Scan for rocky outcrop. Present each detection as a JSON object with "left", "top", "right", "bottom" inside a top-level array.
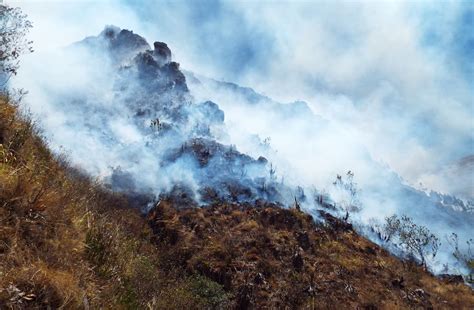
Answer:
[
  {"left": 74, "top": 26, "right": 295, "bottom": 206},
  {"left": 78, "top": 25, "right": 150, "bottom": 63},
  {"left": 152, "top": 41, "right": 172, "bottom": 65}
]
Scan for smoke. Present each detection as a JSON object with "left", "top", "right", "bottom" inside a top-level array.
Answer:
[
  {"left": 8, "top": 0, "right": 474, "bottom": 274},
  {"left": 188, "top": 1, "right": 472, "bottom": 200},
  {"left": 186, "top": 72, "right": 473, "bottom": 273},
  {"left": 107, "top": 0, "right": 472, "bottom": 201}
]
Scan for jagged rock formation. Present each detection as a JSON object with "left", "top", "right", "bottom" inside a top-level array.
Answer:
[
  {"left": 78, "top": 26, "right": 150, "bottom": 62},
  {"left": 163, "top": 137, "right": 287, "bottom": 204},
  {"left": 74, "top": 26, "right": 291, "bottom": 206}
]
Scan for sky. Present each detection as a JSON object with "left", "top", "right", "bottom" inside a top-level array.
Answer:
[{"left": 8, "top": 0, "right": 474, "bottom": 200}]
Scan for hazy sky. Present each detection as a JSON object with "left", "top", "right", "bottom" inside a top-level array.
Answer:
[{"left": 9, "top": 0, "right": 474, "bottom": 198}]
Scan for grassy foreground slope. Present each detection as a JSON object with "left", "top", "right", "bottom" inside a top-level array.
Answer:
[
  {"left": 0, "top": 96, "right": 230, "bottom": 309},
  {"left": 0, "top": 95, "right": 473, "bottom": 309}
]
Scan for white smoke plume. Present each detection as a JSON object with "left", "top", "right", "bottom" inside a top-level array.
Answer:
[{"left": 8, "top": 0, "right": 474, "bottom": 274}]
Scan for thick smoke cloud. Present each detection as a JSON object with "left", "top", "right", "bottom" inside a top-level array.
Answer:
[
  {"left": 103, "top": 0, "right": 473, "bottom": 201},
  {"left": 8, "top": 0, "right": 474, "bottom": 273}
]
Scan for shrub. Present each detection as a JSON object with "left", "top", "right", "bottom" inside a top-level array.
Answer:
[
  {"left": 187, "top": 275, "right": 232, "bottom": 308},
  {"left": 383, "top": 215, "right": 440, "bottom": 267},
  {"left": 332, "top": 170, "right": 362, "bottom": 221},
  {"left": 446, "top": 232, "right": 473, "bottom": 280},
  {"left": 0, "top": 4, "right": 33, "bottom": 88}
]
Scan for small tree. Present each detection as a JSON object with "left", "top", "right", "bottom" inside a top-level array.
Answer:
[
  {"left": 382, "top": 214, "right": 401, "bottom": 242},
  {"left": 446, "top": 232, "right": 473, "bottom": 279},
  {"left": 262, "top": 137, "right": 271, "bottom": 149},
  {"left": 0, "top": 4, "right": 33, "bottom": 89},
  {"left": 269, "top": 163, "right": 277, "bottom": 181},
  {"left": 332, "top": 170, "right": 361, "bottom": 221},
  {"left": 383, "top": 215, "right": 440, "bottom": 267}
]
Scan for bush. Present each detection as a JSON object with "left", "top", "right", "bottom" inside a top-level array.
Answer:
[
  {"left": 383, "top": 215, "right": 440, "bottom": 267},
  {"left": 187, "top": 275, "right": 232, "bottom": 308},
  {"left": 446, "top": 232, "right": 473, "bottom": 280},
  {"left": 332, "top": 171, "right": 362, "bottom": 221},
  {"left": 0, "top": 4, "right": 33, "bottom": 88}
]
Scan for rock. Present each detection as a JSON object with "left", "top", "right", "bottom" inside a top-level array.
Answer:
[
  {"left": 412, "top": 288, "right": 428, "bottom": 298},
  {"left": 194, "top": 100, "right": 225, "bottom": 124},
  {"left": 134, "top": 52, "right": 160, "bottom": 77},
  {"left": 80, "top": 26, "right": 151, "bottom": 63},
  {"left": 161, "top": 61, "right": 188, "bottom": 92},
  {"left": 110, "top": 29, "right": 150, "bottom": 59},
  {"left": 153, "top": 41, "right": 172, "bottom": 65},
  {"left": 364, "top": 246, "right": 377, "bottom": 256},
  {"left": 101, "top": 25, "right": 120, "bottom": 39},
  {"left": 257, "top": 156, "right": 268, "bottom": 164}
]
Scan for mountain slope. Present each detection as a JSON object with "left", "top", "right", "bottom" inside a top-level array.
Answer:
[
  {"left": 0, "top": 95, "right": 230, "bottom": 309},
  {"left": 147, "top": 200, "right": 474, "bottom": 309},
  {"left": 184, "top": 65, "right": 474, "bottom": 274},
  {"left": 1, "top": 95, "right": 473, "bottom": 309}
]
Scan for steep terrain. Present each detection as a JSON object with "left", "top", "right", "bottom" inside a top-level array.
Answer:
[
  {"left": 0, "top": 95, "right": 230, "bottom": 309},
  {"left": 1, "top": 95, "right": 473, "bottom": 309},
  {"left": 148, "top": 201, "right": 474, "bottom": 309},
  {"left": 59, "top": 26, "right": 293, "bottom": 207}
]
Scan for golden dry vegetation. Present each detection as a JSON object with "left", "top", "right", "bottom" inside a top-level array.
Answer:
[
  {"left": 0, "top": 96, "right": 229, "bottom": 309},
  {"left": 148, "top": 200, "right": 474, "bottom": 309}
]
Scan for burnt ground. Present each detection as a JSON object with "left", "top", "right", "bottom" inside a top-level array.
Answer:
[{"left": 148, "top": 200, "right": 474, "bottom": 309}]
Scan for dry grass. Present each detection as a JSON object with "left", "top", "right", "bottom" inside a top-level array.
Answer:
[
  {"left": 0, "top": 95, "right": 229, "bottom": 309},
  {"left": 148, "top": 200, "right": 474, "bottom": 309}
]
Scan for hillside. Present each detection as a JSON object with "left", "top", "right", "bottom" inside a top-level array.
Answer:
[
  {"left": 1, "top": 95, "right": 473, "bottom": 309},
  {"left": 0, "top": 95, "right": 230, "bottom": 309},
  {"left": 15, "top": 25, "right": 472, "bottom": 274}
]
